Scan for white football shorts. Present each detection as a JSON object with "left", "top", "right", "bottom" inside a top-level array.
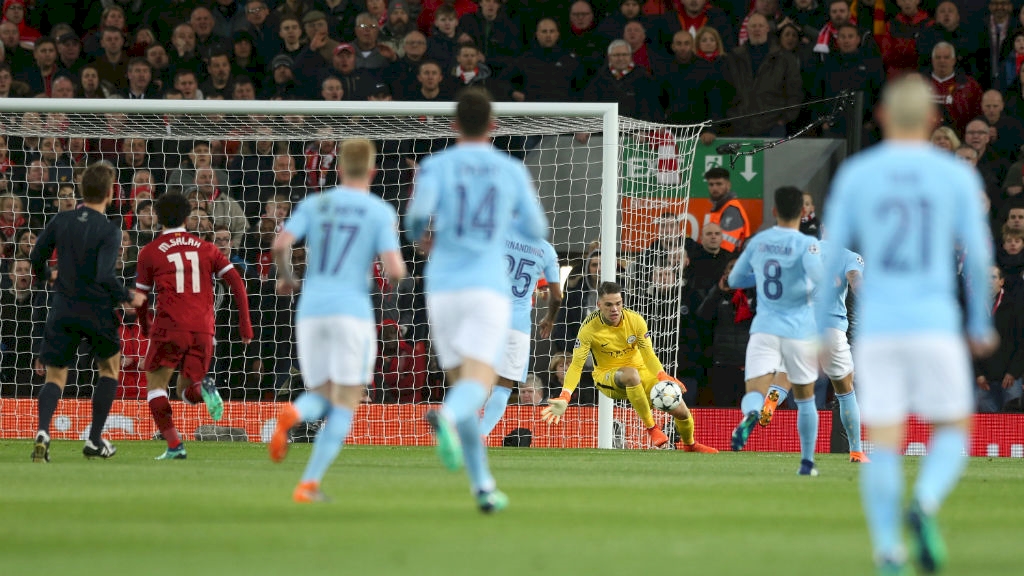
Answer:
[
  {"left": 427, "top": 289, "right": 511, "bottom": 370},
  {"left": 745, "top": 332, "right": 818, "bottom": 385},
  {"left": 821, "top": 327, "right": 854, "bottom": 381},
  {"left": 854, "top": 334, "right": 973, "bottom": 426},
  {"left": 497, "top": 328, "right": 530, "bottom": 383},
  {"left": 297, "top": 315, "right": 377, "bottom": 388}
]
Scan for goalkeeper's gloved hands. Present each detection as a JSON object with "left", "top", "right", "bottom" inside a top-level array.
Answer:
[
  {"left": 540, "top": 390, "right": 572, "bottom": 425},
  {"left": 657, "top": 371, "right": 687, "bottom": 393}
]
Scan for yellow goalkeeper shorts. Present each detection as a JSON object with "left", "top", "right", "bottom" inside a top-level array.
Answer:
[{"left": 592, "top": 366, "right": 658, "bottom": 401}]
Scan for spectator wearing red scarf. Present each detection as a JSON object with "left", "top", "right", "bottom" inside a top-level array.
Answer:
[{"left": 652, "top": 0, "right": 736, "bottom": 54}]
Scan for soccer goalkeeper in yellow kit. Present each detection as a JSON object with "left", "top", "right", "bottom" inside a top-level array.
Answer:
[{"left": 541, "top": 281, "right": 717, "bottom": 452}]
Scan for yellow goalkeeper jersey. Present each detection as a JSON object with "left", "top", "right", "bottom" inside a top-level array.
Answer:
[{"left": 561, "top": 308, "right": 665, "bottom": 394}]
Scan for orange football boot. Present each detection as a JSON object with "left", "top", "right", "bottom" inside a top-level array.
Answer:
[
  {"left": 680, "top": 442, "right": 719, "bottom": 453},
  {"left": 269, "top": 403, "right": 299, "bottom": 463},
  {"left": 647, "top": 425, "right": 670, "bottom": 448},
  {"left": 849, "top": 451, "right": 871, "bottom": 463}
]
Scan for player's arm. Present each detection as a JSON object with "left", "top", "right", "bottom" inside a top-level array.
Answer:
[
  {"left": 845, "top": 251, "right": 864, "bottom": 294},
  {"left": 726, "top": 243, "right": 756, "bottom": 289},
  {"left": 28, "top": 220, "right": 56, "bottom": 284},
  {"left": 271, "top": 230, "right": 300, "bottom": 292},
  {"left": 634, "top": 313, "right": 683, "bottom": 389},
  {"left": 220, "top": 266, "right": 254, "bottom": 344},
  {"left": 378, "top": 206, "right": 408, "bottom": 284},
  {"left": 273, "top": 200, "right": 309, "bottom": 293},
  {"left": 514, "top": 164, "right": 549, "bottom": 241},
  {"left": 541, "top": 325, "right": 593, "bottom": 424},
  {"left": 538, "top": 245, "right": 562, "bottom": 338},
  {"left": 960, "top": 175, "right": 998, "bottom": 353},
  {"left": 134, "top": 248, "right": 152, "bottom": 336},
  {"left": 817, "top": 170, "right": 854, "bottom": 336},
  {"left": 802, "top": 238, "right": 825, "bottom": 293},
  {"left": 96, "top": 225, "right": 141, "bottom": 307},
  {"left": 405, "top": 161, "right": 439, "bottom": 243}
]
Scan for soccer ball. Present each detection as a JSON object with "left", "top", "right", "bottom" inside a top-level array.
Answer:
[{"left": 650, "top": 381, "right": 683, "bottom": 411}]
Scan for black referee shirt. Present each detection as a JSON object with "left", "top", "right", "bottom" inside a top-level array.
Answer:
[{"left": 29, "top": 207, "right": 131, "bottom": 307}]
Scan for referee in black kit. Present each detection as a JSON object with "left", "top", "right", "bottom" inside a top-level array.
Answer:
[{"left": 29, "top": 161, "right": 146, "bottom": 462}]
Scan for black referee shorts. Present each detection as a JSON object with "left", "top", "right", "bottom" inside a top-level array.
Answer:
[{"left": 40, "top": 298, "right": 121, "bottom": 368}]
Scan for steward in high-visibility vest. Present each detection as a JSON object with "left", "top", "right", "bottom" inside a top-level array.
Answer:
[{"left": 704, "top": 167, "right": 750, "bottom": 252}]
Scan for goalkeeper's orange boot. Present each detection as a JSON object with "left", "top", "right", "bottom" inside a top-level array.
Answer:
[
  {"left": 269, "top": 403, "right": 299, "bottom": 463},
  {"left": 646, "top": 425, "right": 669, "bottom": 448},
  {"left": 293, "top": 481, "right": 331, "bottom": 503},
  {"left": 759, "top": 388, "right": 780, "bottom": 427},
  {"left": 680, "top": 442, "right": 719, "bottom": 453},
  {"left": 850, "top": 451, "right": 871, "bottom": 463}
]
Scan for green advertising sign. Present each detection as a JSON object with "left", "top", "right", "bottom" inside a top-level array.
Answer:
[{"left": 621, "top": 137, "right": 765, "bottom": 200}]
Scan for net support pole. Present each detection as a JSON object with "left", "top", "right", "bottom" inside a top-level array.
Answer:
[{"left": 597, "top": 106, "right": 619, "bottom": 450}]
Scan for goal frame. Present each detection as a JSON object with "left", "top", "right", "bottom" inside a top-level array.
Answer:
[{"left": 0, "top": 97, "right": 620, "bottom": 449}]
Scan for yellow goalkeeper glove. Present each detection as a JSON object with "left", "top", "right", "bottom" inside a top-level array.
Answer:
[
  {"left": 540, "top": 390, "right": 573, "bottom": 424},
  {"left": 657, "top": 371, "right": 687, "bottom": 393}
]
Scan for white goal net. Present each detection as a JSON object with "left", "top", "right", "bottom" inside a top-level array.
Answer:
[{"left": 0, "top": 99, "right": 703, "bottom": 449}]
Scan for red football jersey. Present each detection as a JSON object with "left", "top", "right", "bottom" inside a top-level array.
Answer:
[{"left": 136, "top": 229, "right": 234, "bottom": 335}]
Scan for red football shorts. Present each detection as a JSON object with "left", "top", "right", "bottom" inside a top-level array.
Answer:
[{"left": 145, "top": 327, "right": 213, "bottom": 385}]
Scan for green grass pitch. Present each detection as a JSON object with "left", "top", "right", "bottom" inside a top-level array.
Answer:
[{"left": 1, "top": 441, "right": 1021, "bottom": 576}]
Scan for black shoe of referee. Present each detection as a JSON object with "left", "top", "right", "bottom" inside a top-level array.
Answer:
[{"left": 83, "top": 438, "right": 117, "bottom": 459}]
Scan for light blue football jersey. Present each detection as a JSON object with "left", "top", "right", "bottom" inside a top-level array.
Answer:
[
  {"left": 819, "top": 240, "right": 864, "bottom": 332},
  {"left": 505, "top": 233, "right": 560, "bottom": 335},
  {"left": 405, "top": 142, "right": 549, "bottom": 295},
  {"left": 728, "top": 226, "right": 823, "bottom": 339},
  {"left": 819, "top": 141, "right": 993, "bottom": 339},
  {"left": 283, "top": 186, "right": 400, "bottom": 322}
]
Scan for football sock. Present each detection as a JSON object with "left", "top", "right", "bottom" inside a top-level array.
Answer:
[
  {"left": 625, "top": 384, "right": 656, "bottom": 429},
  {"left": 479, "top": 386, "right": 512, "bottom": 437},
  {"left": 182, "top": 382, "right": 203, "bottom": 405},
  {"left": 147, "top": 389, "right": 182, "bottom": 450},
  {"left": 444, "top": 380, "right": 495, "bottom": 492},
  {"left": 836, "top": 390, "right": 863, "bottom": 452},
  {"left": 293, "top": 392, "right": 331, "bottom": 422},
  {"left": 767, "top": 384, "right": 789, "bottom": 406},
  {"left": 795, "top": 396, "right": 818, "bottom": 463},
  {"left": 914, "top": 427, "right": 968, "bottom": 515},
  {"left": 740, "top": 391, "right": 765, "bottom": 415},
  {"left": 300, "top": 405, "right": 354, "bottom": 484},
  {"left": 89, "top": 376, "right": 118, "bottom": 445},
  {"left": 37, "top": 381, "right": 62, "bottom": 434},
  {"left": 861, "top": 447, "right": 903, "bottom": 559},
  {"left": 674, "top": 416, "right": 695, "bottom": 445},
  {"left": 441, "top": 379, "right": 489, "bottom": 424}
]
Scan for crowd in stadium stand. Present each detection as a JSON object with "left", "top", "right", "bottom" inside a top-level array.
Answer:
[{"left": 1, "top": 0, "right": 1024, "bottom": 413}]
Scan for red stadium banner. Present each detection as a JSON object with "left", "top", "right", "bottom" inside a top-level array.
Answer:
[{"left": 2, "top": 399, "right": 1022, "bottom": 456}]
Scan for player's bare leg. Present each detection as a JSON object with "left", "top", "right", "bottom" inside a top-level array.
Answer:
[
  {"left": 426, "top": 360, "right": 507, "bottom": 513},
  {"left": 760, "top": 372, "right": 792, "bottom": 427},
  {"left": 832, "top": 372, "right": 869, "bottom": 463},
  {"left": 665, "top": 400, "right": 718, "bottom": 453},
  {"left": 480, "top": 377, "right": 516, "bottom": 442},
  {"left": 290, "top": 382, "right": 364, "bottom": 503},
  {"left": 32, "top": 366, "right": 70, "bottom": 462},
  {"left": 732, "top": 372, "right": 774, "bottom": 451},
  {"left": 147, "top": 366, "right": 187, "bottom": 460},
  {"left": 614, "top": 367, "right": 667, "bottom": 448},
  {"left": 82, "top": 354, "right": 121, "bottom": 460},
  {"left": 791, "top": 382, "right": 819, "bottom": 476}
]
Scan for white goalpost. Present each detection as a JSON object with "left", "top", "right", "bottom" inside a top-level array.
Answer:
[{"left": 0, "top": 98, "right": 704, "bottom": 450}]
